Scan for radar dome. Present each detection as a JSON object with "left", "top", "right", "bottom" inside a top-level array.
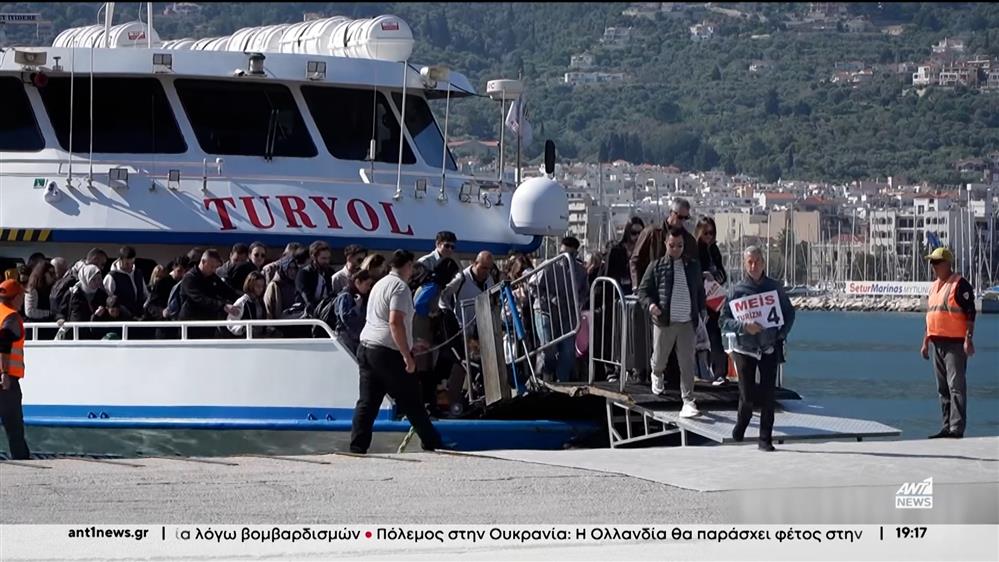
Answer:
[{"left": 509, "top": 177, "right": 568, "bottom": 236}]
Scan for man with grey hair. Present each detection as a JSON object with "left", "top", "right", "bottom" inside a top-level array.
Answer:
[
  {"left": 630, "top": 198, "right": 698, "bottom": 292},
  {"left": 720, "top": 245, "right": 795, "bottom": 452}
]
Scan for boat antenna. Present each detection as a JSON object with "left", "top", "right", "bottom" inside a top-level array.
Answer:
[
  {"left": 439, "top": 78, "right": 451, "bottom": 201},
  {"left": 66, "top": 46, "right": 75, "bottom": 189},
  {"left": 497, "top": 90, "right": 505, "bottom": 183},
  {"left": 87, "top": 31, "right": 95, "bottom": 188},
  {"left": 393, "top": 60, "right": 408, "bottom": 200},
  {"left": 368, "top": 78, "right": 377, "bottom": 181},
  {"left": 104, "top": 2, "right": 114, "bottom": 48}
]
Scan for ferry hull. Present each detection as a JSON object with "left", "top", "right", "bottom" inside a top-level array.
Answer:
[{"left": 19, "top": 326, "right": 599, "bottom": 454}]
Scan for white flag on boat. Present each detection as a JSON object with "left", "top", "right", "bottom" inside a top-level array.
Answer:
[{"left": 505, "top": 95, "right": 533, "bottom": 146}]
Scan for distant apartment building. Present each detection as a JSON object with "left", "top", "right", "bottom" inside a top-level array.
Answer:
[
  {"left": 768, "top": 210, "right": 821, "bottom": 244},
  {"left": 986, "top": 69, "right": 999, "bottom": 90},
  {"left": 564, "top": 71, "right": 626, "bottom": 86},
  {"left": 689, "top": 22, "right": 715, "bottom": 41},
  {"left": 938, "top": 64, "right": 980, "bottom": 88},
  {"left": 566, "top": 188, "right": 593, "bottom": 244},
  {"left": 912, "top": 65, "right": 940, "bottom": 87},
  {"left": 569, "top": 52, "right": 595, "bottom": 70},
  {"left": 869, "top": 198, "right": 969, "bottom": 274},
  {"left": 806, "top": 2, "right": 848, "bottom": 20},
  {"left": 600, "top": 26, "right": 633, "bottom": 48}
]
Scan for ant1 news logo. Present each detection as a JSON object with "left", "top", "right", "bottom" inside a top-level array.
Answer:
[{"left": 895, "top": 477, "right": 933, "bottom": 509}]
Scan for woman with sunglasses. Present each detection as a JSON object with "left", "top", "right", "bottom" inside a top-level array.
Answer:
[
  {"left": 606, "top": 217, "right": 644, "bottom": 295},
  {"left": 695, "top": 217, "right": 729, "bottom": 385}
]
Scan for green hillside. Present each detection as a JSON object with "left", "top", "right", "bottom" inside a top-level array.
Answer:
[{"left": 7, "top": 2, "right": 999, "bottom": 184}]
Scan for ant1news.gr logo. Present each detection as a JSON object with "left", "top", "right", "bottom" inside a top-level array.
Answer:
[{"left": 895, "top": 477, "right": 933, "bottom": 509}]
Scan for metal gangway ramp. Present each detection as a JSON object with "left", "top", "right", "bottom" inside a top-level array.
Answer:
[{"left": 544, "top": 277, "right": 902, "bottom": 448}]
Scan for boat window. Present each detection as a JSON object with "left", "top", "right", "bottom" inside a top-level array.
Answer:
[
  {"left": 301, "top": 86, "right": 414, "bottom": 164},
  {"left": 175, "top": 79, "right": 317, "bottom": 158},
  {"left": 38, "top": 77, "right": 186, "bottom": 154},
  {"left": 0, "top": 78, "right": 46, "bottom": 151},
  {"left": 392, "top": 93, "right": 457, "bottom": 171}
]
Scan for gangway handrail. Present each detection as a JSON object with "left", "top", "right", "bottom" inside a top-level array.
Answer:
[
  {"left": 23, "top": 318, "right": 336, "bottom": 342},
  {"left": 588, "top": 276, "right": 629, "bottom": 391}
]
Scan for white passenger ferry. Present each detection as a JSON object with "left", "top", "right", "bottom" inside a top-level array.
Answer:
[{"left": 1, "top": 8, "right": 590, "bottom": 454}]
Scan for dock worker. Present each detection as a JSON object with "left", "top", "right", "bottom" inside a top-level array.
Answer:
[
  {"left": 921, "top": 247, "right": 975, "bottom": 440},
  {"left": 0, "top": 279, "right": 30, "bottom": 460},
  {"left": 350, "top": 250, "right": 443, "bottom": 454},
  {"left": 638, "top": 227, "right": 706, "bottom": 418},
  {"left": 720, "top": 246, "right": 795, "bottom": 452}
]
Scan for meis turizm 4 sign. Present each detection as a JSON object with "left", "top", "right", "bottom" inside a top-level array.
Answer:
[{"left": 727, "top": 290, "right": 784, "bottom": 329}]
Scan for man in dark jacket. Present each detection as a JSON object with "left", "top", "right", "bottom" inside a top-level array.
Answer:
[
  {"left": 179, "top": 250, "right": 239, "bottom": 338},
  {"left": 295, "top": 241, "right": 334, "bottom": 314},
  {"left": 720, "top": 245, "right": 795, "bottom": 452},
  {"left": 638, "top": 228, "right": 706, "bottom": 418},
  {"left": 217, "top": 243, "right": 259, "bottom": 295}
]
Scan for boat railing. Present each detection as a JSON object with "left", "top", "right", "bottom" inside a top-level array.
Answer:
[
  {"left": 23, "top": 318, "right": 335, "bottom": 344},
  {"left": 588, "top": 276, "right": 630, "bottom": 391}
]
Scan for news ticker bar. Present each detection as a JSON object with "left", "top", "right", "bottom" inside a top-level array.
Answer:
[{"left": 0, "top": 524, "right": 996, "bottom": 561}]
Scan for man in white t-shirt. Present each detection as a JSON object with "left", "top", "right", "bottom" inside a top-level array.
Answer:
[{"left": 350, "top": 250, "right": 443, "bottom": 454}]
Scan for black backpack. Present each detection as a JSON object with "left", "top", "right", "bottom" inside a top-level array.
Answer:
[
  {"left": 51, "top": 273, "right": 79, "bottom": 320},
  {"left": 312, "top": 294, "right": 339, "bottom": 337}
]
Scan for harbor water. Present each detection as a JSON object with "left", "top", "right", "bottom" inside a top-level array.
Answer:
[
  {"left": 784, "top": 311, "right": 999, "bottom": 439},
  {"left": 15, "top": 311, "right": 999, "bottom": 457}
]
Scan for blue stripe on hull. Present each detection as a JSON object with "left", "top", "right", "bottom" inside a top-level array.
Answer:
[
  {"left": 47, "top": 229, "right": 543, "bottom": 255},
  {"left": 20, "top": 405, "right": 600, "bottom": 451}
]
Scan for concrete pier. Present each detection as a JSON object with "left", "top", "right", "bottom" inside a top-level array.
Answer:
[{"left": 2, "top": 438, "right": 996, "bottom": 525}]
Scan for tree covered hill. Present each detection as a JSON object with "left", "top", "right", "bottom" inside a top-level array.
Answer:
[{"left": 8, "top": 2, "right": 999, "bottom": 184}]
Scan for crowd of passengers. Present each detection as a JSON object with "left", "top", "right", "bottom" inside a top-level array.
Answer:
[{"left": 5, "top": 199, "right": 737, "bottom": 416}]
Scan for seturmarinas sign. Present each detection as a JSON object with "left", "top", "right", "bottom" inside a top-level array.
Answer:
[{"left": 845, "top": 281, "right": 933, "bottom": 297}]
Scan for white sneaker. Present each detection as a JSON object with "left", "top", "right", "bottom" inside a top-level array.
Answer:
[
  {"left": 679, "top": 402, "right": 700, "bottom": 418},
  {"left": 712, "top": 376, "right": 727, "bottom": 386},
  {"left": 651, "top": 374, "right": 665, "bottom": 395}
]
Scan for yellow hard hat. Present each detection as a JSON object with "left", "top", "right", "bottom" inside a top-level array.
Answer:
[{"left": 925, "top": 247, "right": 953, "bottom": 263}]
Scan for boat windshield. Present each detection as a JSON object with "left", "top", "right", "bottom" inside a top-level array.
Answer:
[{"left": 392, "top": 93, "right": 457, "bottom": 171}]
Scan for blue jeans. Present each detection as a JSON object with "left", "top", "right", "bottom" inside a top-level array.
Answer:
[{"left": 535, "top": 311, "right": 576, "bottom": 382}]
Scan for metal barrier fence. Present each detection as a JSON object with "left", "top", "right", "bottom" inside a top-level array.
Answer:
[{"left": 446, "top": 252, "right": 584, "bottom": 403}]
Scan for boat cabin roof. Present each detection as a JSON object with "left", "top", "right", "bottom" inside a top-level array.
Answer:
[{"left": 0, "top": 47, "right": 476, "bottom": 99}]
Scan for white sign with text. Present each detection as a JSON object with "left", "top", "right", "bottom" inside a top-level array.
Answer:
[{"left": 728, "top": 290, "right": 784, "bottom": 328}]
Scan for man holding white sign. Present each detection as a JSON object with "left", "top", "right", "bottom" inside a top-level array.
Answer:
[{"left": 720, "top": 246, "right": 795, "bottom": 452}]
